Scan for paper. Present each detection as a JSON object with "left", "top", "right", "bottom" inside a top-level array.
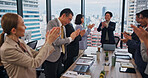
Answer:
[
  {"left": 115, "top": 49, "right": 128, "bottom": 52},
  {"left": 77, "top": 75, "right": 91, "bottom": 78},
  {"left": 121, "top": 63, "right": 134, "bottom": 68},
  {"left": 76, "top": 58, "right": 94, "bottom": 66},
  {"left": 116, "top": 59, "right": 130, "bottom": 63},
  {"left": 62, "top": 71, "right": 91, "bottom": 78},
  {"left": 62, "top": 71, "right": 78, "bottom": 78}
]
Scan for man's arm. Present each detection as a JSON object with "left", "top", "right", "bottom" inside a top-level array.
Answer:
[{"left": 97, "top": 22, "right": 102, "bottom": 32}]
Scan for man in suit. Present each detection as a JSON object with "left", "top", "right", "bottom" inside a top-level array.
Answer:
[
  {"left": 97, "top": 11, "right": 116, "bottom": 46},
  {"left": 64, "top": 23, "right": 85, "bottom": 71},
  {"left": 121, "top": 13, "right": 142, "bottom": 58},
  {"left": 45, "top": 8, "right": 79, "bottom": 78}
]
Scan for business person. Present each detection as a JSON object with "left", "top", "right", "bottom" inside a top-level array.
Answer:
[
  {"left": 75, "top": 14, "right": 94, "bottom": 55},
  {"left": 121, "top": 13, "right": 142, "bottom": 58},
  {"left": 131, "top": 10, "right": 148, "bottom": 78},
  {"left": 45, "top": 8, "right": 79, "bottom": 78},
  {"left": 64, "top": 23, "right": 85, "bottom": 71},
  {"left": 0, "top": 13, "right": 60, "bottom": 78},
  {"left": 97, "top": 11, "right": 116, "bottom": 47}
]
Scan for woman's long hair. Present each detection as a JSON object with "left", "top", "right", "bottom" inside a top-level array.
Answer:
[{"left": 0, "top": 13, "right": 18, "bottom": 47}]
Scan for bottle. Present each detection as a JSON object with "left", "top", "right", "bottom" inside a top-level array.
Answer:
[
  {"left": 105, "top": 52, "right": 109, "bottom": 61},
  {"left": 99, "top": 70, "right": 105, "bottom": 78},
  {"left": 97, "top": 51, "right": 100, "bottom": 61}
]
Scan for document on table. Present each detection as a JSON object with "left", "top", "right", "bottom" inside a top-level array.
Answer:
[{"left": 76, "top": 58, "right": 94, "bottom": 66}]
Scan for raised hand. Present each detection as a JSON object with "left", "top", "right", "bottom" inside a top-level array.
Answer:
[
  {"left": 80, "top": 30, "right": 86, "bottom": 37},
  {"left": 131, "top": 24, "right": 148, "bottom": 42},
  {"left": 122, "top": 32, "right": 132, "bottom": 40},
  {"left": 70, "top": 29, "right": 80, "bottom": 40},
  {"left": 101, "top": 22, "right": 107, "bottom": 28},
  {"left": 121, "top": 38, "right": 128, "bottom": 43},
  {"left": 88, "top": 24, "right": 95, "bottom": 29},
  {"left": 46, "top": 27, "right": 60, "bottom": 45}
]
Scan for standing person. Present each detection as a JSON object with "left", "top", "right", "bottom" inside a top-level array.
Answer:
[
  {"left": 130, "top": 10, "right": 148, "bottom": 78},
  {"left": 45, "top": 8, "right": 79, "bottom": 78},
  {"left": 132, "top": 10, "right": 148, "bottom": 78},
  {"left": 64, "top": 23, "right": 85, "bottom": 71},
  {"left": 75, "top": 14, "right": 94, "bottom": 55},
  {"left": 121, "top": 13, "right": 142, "bottom": 58},
  {"left": 0, "top": 13, "right": 60, "bottom": 78},
  {"left": 97, "top": 11, "right": 116, "bottom": 47}
]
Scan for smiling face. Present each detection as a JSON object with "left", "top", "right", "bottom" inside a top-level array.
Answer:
[
  {"left": 105, "top": 13, "right": 111, "bottom": 21},
  {"left": 81, "top": 17, "right": 84, "bottom": 24},
  {"left": 15, "top": 15, "right": 26, "bottom": 37},
  {"left": 61, "top": 13, "right": 73, "bottom": 26},
  {"left": 139, "top": 14, "right": 147, "bottom": 27}
]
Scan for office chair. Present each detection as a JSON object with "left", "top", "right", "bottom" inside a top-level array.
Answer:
[
  {"left": 114, "top": 36, "right": 120, "bottom": 48},
  {"left": 27, "top": 40, "right": 43, "bottom": 78},
  {"left": 27, "top": 40, "right": 38, "bottom": 49}
]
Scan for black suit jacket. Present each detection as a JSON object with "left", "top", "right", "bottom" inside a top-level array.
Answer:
[
  {"left": 97, "top": 21, "right": 116, "bottom": 44},
  {"left": 65, "top": 23, "right": 82, "bottom": 58}
]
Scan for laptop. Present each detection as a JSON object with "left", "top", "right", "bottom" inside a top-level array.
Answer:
[{"left": 103, "top": 44, "right": 116, "bottom": 51}]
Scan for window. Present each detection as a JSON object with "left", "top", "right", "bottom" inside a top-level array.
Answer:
[
  {"left": 23, "top": 0, "right": 46, "bottom": 41},
  {"left": 0, "top": 0, "right": 17, "bottom": 34},
  {"left": 52, "top": 0, "right": 81, "bottom": 27}
]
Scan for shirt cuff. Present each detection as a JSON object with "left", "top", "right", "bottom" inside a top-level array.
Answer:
[{"left": 68, "top": 37, "right": 73, "bottom": 43}]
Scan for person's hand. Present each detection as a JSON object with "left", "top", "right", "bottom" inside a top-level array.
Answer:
[
  {"left": 80, "top": 30, "right": 86, "bottom": 37},
  {"left": 131, "top": 24, "right": 148, "bottom": 49},
  {"left": 122, "top": 32, "right": 132, "bottom": 40},
  {"left": 70, "top": 29, "right": 80, "bottom": 40},
  {"left": 88, "top": 24, "right": 95, "bottom": 29},
  {"left": 121, "top": 38, "right": 128, "bottom": 43},
  {"left": 131, "top": 24, "right": 148, "bottom": 45},
  {"left": 46, "top": 27, "right": 60, "bottom": 45},
  {"left": 101, "top": 22, "right": 107, "bottom": 29}
]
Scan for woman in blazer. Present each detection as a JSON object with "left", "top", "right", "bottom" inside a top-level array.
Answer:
[
  {"left": 0, "top": 13, "right": 60, "bottom": 78},
  {"left": 75, "top": 14, "right": 94, "bottom": 55}
]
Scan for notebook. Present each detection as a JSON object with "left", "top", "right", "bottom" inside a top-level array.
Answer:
[{"left": 73, "top": 65, "right": 89, "bottom": 73}]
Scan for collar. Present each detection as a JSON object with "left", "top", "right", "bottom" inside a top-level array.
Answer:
[
  {"left": 57, "top": 18, "right": 62, "bottom": 27},
  {"left": 5, "top": 36, "right": 25, "bottom": 47}
]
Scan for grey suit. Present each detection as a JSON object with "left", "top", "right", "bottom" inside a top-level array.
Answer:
[
  {"left": 46, "top": 18, "right": 71, "bottom": 62},
  {"left": 141, "top": 42, "right": 148, "bottom": 75},
  {"left": 45, "top": 18, "right": 71, "bottom": 78}
]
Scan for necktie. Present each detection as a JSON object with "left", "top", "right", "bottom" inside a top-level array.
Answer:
[{"left": 61, "top": 26, "right": 65, "bottom": 54}]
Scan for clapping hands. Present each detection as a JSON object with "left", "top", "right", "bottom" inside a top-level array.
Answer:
[
  {"left": 88, "top": 24, "right": 95, "bottom": 29},
  {"left": 46, "top": 27, "right": 60, "bottom": 45},
  {"left": 70, "top": 29, "right": 80, "bottom": 40}
]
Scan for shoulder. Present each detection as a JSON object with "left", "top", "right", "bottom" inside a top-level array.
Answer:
[
  {"left": 0, "top": 42, "right": 15, "bottom": 55},
  {"left": 110, "top": 21, "right": 116, "bottom": 24},
  {"left": 48, "top": 18, "right": 58, "bottom": 25}
]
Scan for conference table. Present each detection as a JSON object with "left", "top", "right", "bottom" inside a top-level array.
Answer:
[{"left": 61, "top": 47, "right": 142, "bottom": 78}]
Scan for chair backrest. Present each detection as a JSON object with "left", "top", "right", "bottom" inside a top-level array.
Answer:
[
  {"left": 114, "top": 36, "right": 120, "bottom": 48},
  {"left": 27, "top": 40, "right": 38, "bottom": 49}
]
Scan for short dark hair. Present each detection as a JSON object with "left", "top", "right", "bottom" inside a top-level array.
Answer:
[
  {"left": 136, "top": 12, "right": 140, "bottom": 17},
  {"left": 139, "top": 9, "right": 148, "bottom": 18},
  {"left": 105, "top": 11, "right": 113, "bottom": 17},
  {"left": 75, "top": 14, "right": 84, "bottom": 25},
  {"left": 60, "top": 8, "right": 74, "bottom": 17}
]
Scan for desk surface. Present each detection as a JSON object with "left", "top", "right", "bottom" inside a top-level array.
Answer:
[{"left": 61, "top": 47, "right": 142, "bottom": 78}]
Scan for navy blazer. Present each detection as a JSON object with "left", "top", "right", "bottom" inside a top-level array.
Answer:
[{"left": 97, "top": 21, "right": 116, "bottom": 44}]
